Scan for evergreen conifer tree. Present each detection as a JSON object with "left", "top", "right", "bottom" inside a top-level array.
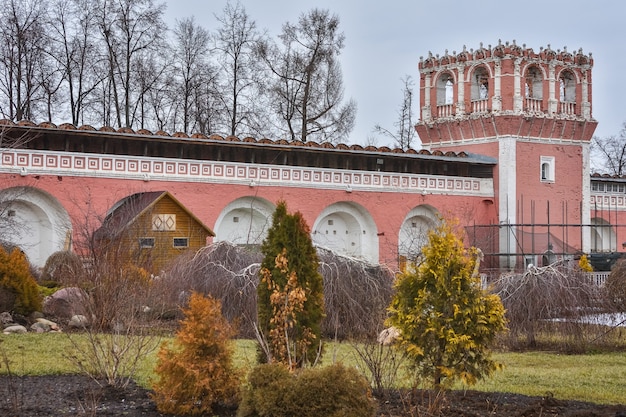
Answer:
[
  {"left": 387, "top": 219, "right": 506, "bottom": 389},
  {"left": 257, "top": 201, "right": 324, "bottom": 368}
]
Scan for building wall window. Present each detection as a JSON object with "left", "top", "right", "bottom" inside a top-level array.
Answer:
[
  {"left": 139, "top": 237, "right": 155, "bottom": 248},
  {"left": 173, "top": 237, "right": 189, "bottom": 248},
  {"left": 540, "top": 156, "right": 555, "bottom": 182}
]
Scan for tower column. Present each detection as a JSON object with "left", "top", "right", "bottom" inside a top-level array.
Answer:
[
  {"left": 493, "top": 60, "right": 502, "bottom": 112},
  {"left": 422, "top": 72, "right": 432, "bottom": 122},
  {"left": 548, "top": 63, "right": 557, "bottom": 115},
  {"left": 456, "top": 64, "right": 466, "bottom": 115},
  {"left": 513, "top": 58, "right": 523, "bottom": 112}
]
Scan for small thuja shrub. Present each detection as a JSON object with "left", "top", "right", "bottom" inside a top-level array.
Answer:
[
  {"left": 151, "top": 292, "right": 241, "bottom": 415},
  {"left": 387, "top": 219, "right": 507, "bottom": 389},
  {"left": 259, "top": 249, "right": 316, "bottom": 369},
  {"left": 257, "top": 201, "right": 324, "bottom": 368},
  {"left": 238, "top": 362, "right": 377, "bottom": 417},
  {"left": 0, "top": 246, "right": 41, "bottom": 315}
]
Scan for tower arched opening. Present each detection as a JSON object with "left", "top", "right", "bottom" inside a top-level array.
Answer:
[
  {"left": 524, "top": 65, "right": 544, "bottom": 112},
  {"left": 558, "top": 69, "right": 577, "bottom": 115},
  {"left": 436, "top": 72, "right": 455, "bottom": 117},
  {"left": 470, "top": 66, "right": 490, "bottom": 113}
]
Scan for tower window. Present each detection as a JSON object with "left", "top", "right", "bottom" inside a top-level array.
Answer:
[
  {"left": 559, "top": 71, "right": 575, "bottom": 102},
  {"left": 436, "top": 73, "right": 454, "bottom": 106},
  {"left": 540, "top": 156, "right": 555, "bottom": 182},
  {"left": 472, "top": 67, "right": 489, "bottom": 101}
]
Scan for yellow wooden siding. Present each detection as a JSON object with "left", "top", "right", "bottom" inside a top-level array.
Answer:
[{"left": 115, "top": 195, "right": 210, "bottom": 274}]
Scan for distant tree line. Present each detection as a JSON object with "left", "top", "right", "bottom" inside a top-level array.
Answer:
[{"left": 0, "top": 0, "right": 356, "bottom": 143}]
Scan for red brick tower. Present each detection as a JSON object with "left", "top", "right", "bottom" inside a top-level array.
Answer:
[{"left": 416, "top": 40, "right": 597, "bottom": 269}]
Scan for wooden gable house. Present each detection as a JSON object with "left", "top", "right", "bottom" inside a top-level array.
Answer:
[{"left": 95, "top": 191, "right": 214, "bottom": 274}]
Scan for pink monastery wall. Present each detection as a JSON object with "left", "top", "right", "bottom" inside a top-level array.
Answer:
[{"left": 1, "top": 170, "right": 496, "bottom": 269}]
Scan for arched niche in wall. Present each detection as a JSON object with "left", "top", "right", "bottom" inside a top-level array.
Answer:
[
  {"left": 213, "top": 196, "right": 275, "bottom": 246},
  {"left": 470, "top": 65, "right": 490, "bottom": 101},
  {"left": 590, "top": 217, "right": 616, "bottom": 252},
  {"left": 312, "top": 201, "right": 378, "bottom": 263},
  {"left": 436, "top": 71, "right": 455, "bottom": 106},
  {"left": 524, "top": 65, "right": 544, "bottom": 100},
  {"left": 398, "top": 205, "right": 439, "bottom": 265},
  {"left": 558, "top": 69, "right": 577, "bottom": 103},
  {"left": 0, "top": 186, "right": 72, "bottom": 267}
]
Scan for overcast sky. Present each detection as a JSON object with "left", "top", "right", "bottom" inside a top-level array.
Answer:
[{"left": 164, "top": 0, "right": 622, "bottom": 148}]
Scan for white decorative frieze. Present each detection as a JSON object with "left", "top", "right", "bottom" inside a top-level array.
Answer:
[
  {"left": 590, "top": 194, "right": 626, "bottom": 211},
  {"left": 1, "top": 149, "right": 493, "bottom": 197}
]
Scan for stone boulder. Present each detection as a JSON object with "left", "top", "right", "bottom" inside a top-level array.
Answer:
[
  {"left": 0, "top": 311, "right": 12, "bottom": 326},
  {"left": 43, "top": 287, "right": 89, "bottom": 319},
  {"left": 3, "top": 324, "right": 27, "bottom": 334},
  {"left": 68, "top": 314, "right": 89, "bottom": 329}
]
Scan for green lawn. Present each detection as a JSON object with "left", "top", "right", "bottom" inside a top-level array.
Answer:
[{"left": 1, "top": 333, "right": 624, "bottom": 405}]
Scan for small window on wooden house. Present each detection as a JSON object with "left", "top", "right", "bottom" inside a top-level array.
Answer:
[
  {"left": 173, "top": 237, "right": 189, "bottom": 248},
  {"left": 152, "top": 214, "right": 176, "bottom": 231},
  {"left": 139, "top": 237, "right": 155, "bottom": 248}
]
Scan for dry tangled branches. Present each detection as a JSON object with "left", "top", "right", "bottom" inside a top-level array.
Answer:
[
  {"left": 493, "top": 260, "right": 605, "bottom": 351},
  {"left": 317, "top": 247, "right": 394, "bottom": 340},
  {"left": 156, "top": 242, "right": 394, "bottom": 340}
]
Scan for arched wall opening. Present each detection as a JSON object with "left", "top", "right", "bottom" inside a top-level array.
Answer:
[
  {"left": 0, "top": 186, "right": 72, "bottom": 267},
  {"left": 590, "top": 217, "right": 616, "bottom": 252},
  {"left": 312, "top": 202, "right": 378, "bottom": 263},
  {"left": 213, "top": 196, "right": 275, "bottom": 246},
  {"left": 398, "top": 205, "right": 439, "bottom": 267}
]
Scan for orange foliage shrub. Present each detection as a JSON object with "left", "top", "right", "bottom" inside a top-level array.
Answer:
[
  {"left": 151, "top": 292, "right": 240, "bottom": 415},
  {"left": 0, "top": 246, "right": 42, "bottom": 315}
]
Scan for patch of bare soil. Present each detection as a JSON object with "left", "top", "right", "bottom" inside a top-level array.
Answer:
[{"left": 0, "top": 374, "right": 624, "bottom": 416}]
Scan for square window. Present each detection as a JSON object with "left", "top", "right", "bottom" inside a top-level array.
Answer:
[
  {"left": 173, "top": 237, "right": 189, "bottom": 248},
  {"left": 139, "top": 237, "right": 155, "bottom": 248}
]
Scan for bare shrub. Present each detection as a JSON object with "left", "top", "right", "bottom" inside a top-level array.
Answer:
[
  {"left": 39, "top": 250, "right": 85, "bottom": 287},
  {"left": 352, "top": 338, "right": 408, "bottom": 397},
  {"left": 493, "top": 260, "right": 604, "bottom": 351},
  {"left": 605, "top": 259, "right": 626, "bottom": 311},
  {"left": 155, "top": 242, "right": 262, "bottom": 337},
  {"left": 157, "top": 242, "right": 394, "bottom": 341},
  {"left": 317, "top": 247, "right": 394, "bottom": 340},
  {"left": 66, "top": 323, "right": 160, "bottom": 389}
]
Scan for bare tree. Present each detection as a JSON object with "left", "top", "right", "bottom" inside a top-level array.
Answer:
[
  {"left": 170, "top": 17, "right": 210, "bottom": 134},
  {"left": 373, "top": 75, "right": 418, "bottom": 150},
  {"left": 0, "top": 0, "right": 49, "bottom": 121},
  {"left": 212, "top": 1, "right": 266, "bottom": 137},
  {"left": 46, "top": 0, "right": 105, "bottom": 125},
  {"left": 94, "top": 0, "right": 166, "bottom": 128},
  {"left": 257, "top": 8, "right": 356, "bottom": 143},
  {"left": 592, "top": 122, "right": 626, "bottom": 175}
]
